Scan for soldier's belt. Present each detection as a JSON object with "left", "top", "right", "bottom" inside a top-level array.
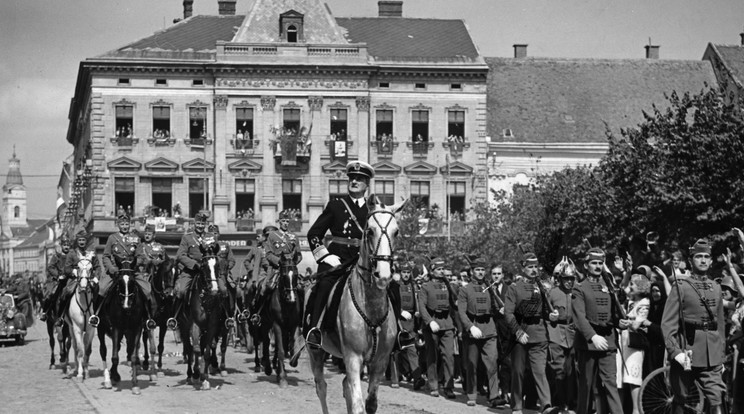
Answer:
[
  {"left": 466, "top": 312, "right": 492, "bottom": 324},
  {"left": 330, "top": 236, "right": 361, "bottom": 247},
  {"left": 589, "top": 322, "right": 614, "bottom": 336},
  {"left": 685, "top": 321, "right": 718, "bottom": 331},
  {"left": 427, "top": 308, "right": 450, "bottom": 318},
  {"left": 516, "top": 315, "right": 542, "bottom": 325},
  {"left": 552, "top": 319, "right": 569, "bottom": 325}
]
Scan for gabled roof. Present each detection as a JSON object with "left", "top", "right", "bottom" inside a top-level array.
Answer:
[
  {"left": 10, "top": 219, "right": 51, "bottom": 241},
  {"left": 705, "top": 44, "right": 744, "bottom": 88},
  {"left": 145, "top": 157, "right": 179, "bottom": 171},
  {"left": 98, "top": 15, "right": 244, "bottom": 60},
  {"left": 233, "top": 0, "right": 348, "bottom": 44},
  {"left": 182, "top": 158, "right": 215, "bottom": 172},
  {"left": 486, "top": 57, "right": 717, "bottom": 144},
  {"left": 372, "top": 160, "right": 402, "bottom": 175},
  {"left": 439, "top": 161, "right": 473, "bottom": 176},
  {"left": 335, "top": 18, "right": 479, "bottom": 62},
  {"left": 403, "top": 161, "right": 437, "bottom": 175},
  {"left": 321, "top": 160, "right": 347, "bottom": 174},
  {"left": 107, "top": 157, "right": 142, "bottom": 171},
  {"left": 14, "top": 221, "right": 53, "bottom": 250}
]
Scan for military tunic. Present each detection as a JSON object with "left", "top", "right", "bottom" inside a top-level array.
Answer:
[
  {"left": 307, "top": 195, "right": 368, "bottom": 270},
  {"left": 175, "top": 231, "right": 207, "bottom": 298},
  {"left": 265, "top": 229, "right": 301, "bottom": 290},
  {"left": 392, "top": 279, "right": 423, "bottom": 382},
  {"left": 661, "top": 275, "right": 726, "bottom": 406},
  {"left": 135, "top": 241, "right": 168, "bottom": 275},
  {"left": 60, "top": 248, "right": 101, "bottom": 308},
  {"left": 457, "top": 279, "right": 500, "bottom": 402},
  {"left": 572, "top": 276, "right": 623, "bottom": 414},
  {"left": 503, "top": 278, "right": 552, "bottom": 411},
  {"left": 216, "top": 241, "right": 237, "bottom": 287},
  {"left": 101, "top": 232, "right": 140, "bottom": 296},
  {"left": 44, "top": 252, "right": 67, "bottom": 298},
  {"left": 418, "top": 278, "right": 456, "bottom": 393},
  {"left": 547, "top": 286, "right": 576, "bottom": 410}
]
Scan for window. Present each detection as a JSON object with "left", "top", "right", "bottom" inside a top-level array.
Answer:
[
  {"left": 414, "top": 83, "right": 426, "bottom": 90},
  {"left": 118, "top": 78, "right": 130, "bottom": 85},
  {"left": 447, "top": 110, "right": 465, "bottom": 139},
  {"left": 151, "top": 178, "right": 172, "bottom": 216},
  {"left": 503, "top": 128, "right": 513, "bottom": 138},
  {"left": 287, "top": 25, "right": 298, "bottom": 43},
  {"left": 447, "top": 181, "right": 466, "bottom": 217},
  {"left": 378, "top": 82, "right": 390, "bottom": 89},
  {"left": 450, "top": 83, "right": 462, "bottom": 90},
  {"left": 115, "top": 177, "right": 135, "bottom": 215},
  {"left": 374, "top": 180, "right": 395, "bottom": 206},
  {"left": 155, "top": 78, "right": 167, "bottom": 86},
  {"left": 283, "top": 108, "right": 301, "bottom": 133},
  {"left": 13, "top": 206, "right": 19, "bottom": 218},
  {"left": 152, "top": 106, "right": 171, "bottom": 136},
  {"left": 192, "top": 79, "right": 204, "bottom": 86},
  {"left": 189, "top": 107, "right": 207, "bottom": 139},
  {"left": 410, "top": 181, "right": 430, "bottom": 209},
  {"left": 189, "top": 178, "right": 209, "bottom": 217},
  {"left": 376, "top": 110, "right": 393, "bottom": 139},
  {"left": 329, "top": 179, "right": 348, "bottom": 199},
  {"left": 235, "top": 179, "right": 255, "bottom": 217},
  {"left": 235, "top": 107, "right": 254, "bottom": 142},
  {"left": 115, "top": 105, "right": 134, "bottom": 138},
  {"left": 412, "top": 110, "right": 429, "bottom": 154},
  {"left": 282, "top": 179, "right": 302, "bottom": 217},
  {"left": 330, "top": 109, "right": 347, "bottom": 140}
]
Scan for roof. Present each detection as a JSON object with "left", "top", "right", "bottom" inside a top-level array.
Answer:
[
  {"left": 98, "top": 15, "right": 244, "bottom": 60},
  {"left": 14, "top": 225, "right": 49, "bottom": 250},
  {"left": 335, "top": 18, "right": 479, "bottom": 62},
  {"left": 5, "top": 151, "right": 23, "bottom": 186},
  {"left": 234, "top": 0, "right": 348, "bottom": 44},
  {"left": 486, "top": 57, "right": 717, "bottom": 143},
  {"left": 10, "top": 219, "right": 50, "bottom": 239},
  {"left": 709, "top": 45, "right": 744, "bottom": 87}
]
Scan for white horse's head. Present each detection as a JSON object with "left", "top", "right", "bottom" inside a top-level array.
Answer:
[
  {"left": 362, "top": 196, "right": 406, "bottom": 290},
  {"left": 77, "top": 258, "right": 92, "bottom": 290}
]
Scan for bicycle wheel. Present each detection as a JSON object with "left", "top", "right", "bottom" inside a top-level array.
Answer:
[{"left": 639, "top": 366, "right": 704, "bottom": 414}]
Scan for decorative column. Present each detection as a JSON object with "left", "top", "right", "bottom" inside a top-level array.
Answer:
[
  {"left": 259, "top": 96, "right": 278, "bottom": 227},
  {"left": 212, "top": 95, "right": 230, "bottom": 228},
  {"left": 355, "top": 96, "right": 371, "bottom": 163}
]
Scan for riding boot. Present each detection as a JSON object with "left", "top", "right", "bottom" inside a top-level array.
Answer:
[{"left": 709, "top": 404, "right": 724, "bottom": 414}]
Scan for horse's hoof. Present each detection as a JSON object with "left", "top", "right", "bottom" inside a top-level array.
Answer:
[
  {"left": 220, "top": 370, "right": 227, "bottom": 377},
  {"left": 279, "top": 379, "right": 288, "bottom": 389},
  {"left": 49, "top": 364, "right": 55, "bottom": 370},
  {"left": 264, "top": 365, "right": 272, "bottom": 376},
  {"left": 390, "top": 383, "right": 400, "bottom": 388},
  {"left": 253, "top": 365, "right": 261, "bottom": 373},
  {"left": 201, "top": 380, "right": 210, "bottom": 391},
  {"left": 132, "top": 387, "right": 141, "bottom": 395},
  {"left": 157, "top": 371, "right": 164, "bottom": 378},
  {"left": 142, "top": 361, "right": 149, "bottom": 371},
  {"left": 103, "top": 380, "right": 112, "bottom": 389}
]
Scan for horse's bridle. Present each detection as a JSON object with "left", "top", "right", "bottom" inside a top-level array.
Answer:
[{"left": 358, "top": 209, "right": 396, "bottom": 281}]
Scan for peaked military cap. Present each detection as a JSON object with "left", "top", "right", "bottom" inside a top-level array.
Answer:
[
  {"left": 346, "top": 160, "right": 374, "bottom": 179},
  {"left": 144, "top": 224, "right": 156, "bottom": 233},
  {"left": 522, "top": 252, "right": 539, "bottom": 266},
  {"left": 430, "top": 258, "right": 446, "bottom": 270},
  {"left": 584, "top": 247, "right": 606, "bottom": 262},
  {"left": 689, "top": 239, "right": 711, "bottom": 256},
  {"left": 75, "top": 229, "right": 89, "bottom": 239},
  {"left": 195, "top": 212, "right": 209, "bottom": 222},
  {"left": 472, "top": 257, "right": 487, "bottom": 268},
  {"left": 400, "top": 262, "right": 413, "bottom": 272},
  {"left": 117, "top": 213, "right": 130, "bottom": 222}
]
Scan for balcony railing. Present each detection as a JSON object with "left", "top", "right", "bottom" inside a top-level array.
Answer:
[
  {"left": 231, "top": 136, "right": 259, "bottom": 156},
  {"left": 110, "top": 135, "right": 139, "bottom": 147},
  {"left": 147, "top": 132, "right": 176, "bottom": 146},
  {"left": 184, "top": 135, "right": 213, "bottom": 148},
  {"left": 273, "top": 140, "right": 311, "bottom": 165},
  {"left": 236, "top": 218, "right": 255, "bottom": 232},
  {"left": 442, "top": 137, "right": 471, "bottom": 155},
  {"left": 409, "top": 140, "right": 434, "bottom": 156},
  {"left": 373, "top": 138, "right": 398, "bottom": 156}
]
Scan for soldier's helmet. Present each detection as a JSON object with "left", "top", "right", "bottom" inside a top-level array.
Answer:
[
  {"left": 584, "top": 247, "right": 606, "bottom": 263},
  {"left": 721, "top": 276, "right": 738, "bottom": 296}
]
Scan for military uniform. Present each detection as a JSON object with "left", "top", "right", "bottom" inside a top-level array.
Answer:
[
  {"left": 59, "top": 247, "right": 101, "bottom": 312},
  {"left": 457, "top": 278, "right": 500, "bottom": 403},
  {"left": 391, "top": 277, "right": 423, "bottom": 383},
  {"left": 265, "top": 228, "right": 301, "bottom": 293},
  {"left": 175, "top": 231, "right": 207, "bottom": 299},
  {"left": 135, "top": 239, "right": 168, "bottom": 277},
  {"left": 43, "top": 250, "right": 68, "bottom": 315},
  {"left": 547, "top": 285, "right": 576, "bottom": 411},
  {"left": 418, "top": 275, "right": 456, "bottom": 395},
  {"left": 662, "top": 274, "right": 726, "bottom": 408},
  {"left": 503, "top": 276, "right": 552, "bottom": 412},
  {"left": 572, "top": 275, "right": 623, "bottom": 414},
  {"left": 101, "top": 231, "right": 140, "bottom": 296}
]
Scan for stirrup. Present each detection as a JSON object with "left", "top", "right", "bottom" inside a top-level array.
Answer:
[
  {"left": 88, "top": 315, "right": 100, "bottom": 328},
  {"left": 306, "top": 327, "right": 322, "bottom": 349},
  {"left": 146, "top": 319, "right": 157, "bottom": 330},
  {"left": 39, "top": 312, "right": 47, "bottom": 322},
  {"left": 225, "top": 318, "right": 235, "bottom": 329},
  {"left": 238, "top": 309, "right": 250, "bottom": 322},
  {"left": 249, "top": 313, "right": 261, "bottom": 326},
  {"left": 166, "top": 317, "right": 178, "bottom": 330},
  {"left": 397, "top": 331, "right": 416, "bottom": 350}
]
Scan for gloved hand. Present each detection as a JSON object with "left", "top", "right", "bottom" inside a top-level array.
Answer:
[
  {"left": 591, "top": 335, "right": 609, "bottom": 350},
  {"left": 92, "top": 277, "right": 99, "bottom": 284},
  {"left": 322, "top": 255, "right": 342, "bottom": 268},
  {"left": 674, "top": 352, "right": 689, "bottom": 368},
  {"left": 400, "top": 310, "right": 412, "bottom": 321},
  {"left": 548, "top": 309, "right": 559, "bottom": 322},
  {"left": 429, "top": 321, "right": 440, "bottom": 333},
  {"left": 469, "top": 326, "right": 483, "bottom": 339},
  {"left": 517, "top": 331, "right": 529, "bottom": 344}
]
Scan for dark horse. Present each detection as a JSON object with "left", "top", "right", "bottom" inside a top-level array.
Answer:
[
  {"left": 255, "top": 253, "right": 303, "bottom": 388},
  {"left": 142, "top": 256, "right": 176, "bottom": 374},
  {"left": 97, "top": 263, "right": 152, "bottom": 394},
  {"left": 46, "top": 306, "right": 71, "bottom": 373},
  {"left": 177, "top": 239, "right": 228, "bottom": 390}
]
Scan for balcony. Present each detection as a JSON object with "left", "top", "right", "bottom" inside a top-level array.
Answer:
[
  {"left": 184, "top": 134, "right": 213, "bottom": 149},
  {"left": 442, "top": 137, "right": 471, "bottom": 156},
  {"left": 110, "top": 135, "right": 139, "bottom": 147},
  {"left": 408, "top": 139, "right": 434, "bottom": 157},
  {"left": 372, "top": 138, "right": 398, "bottom": 158},
  {"left": 235, "top": 218, "right": 255, "bottom": 232},
  {"left": 272, "top": 139, "right": 311, "bottom": 166},
  {"left": 230, "top": 136, "right": 259, "bottom": 156},
  {"left": 147, "top": 131, "right": 176, "bottom": 146}
]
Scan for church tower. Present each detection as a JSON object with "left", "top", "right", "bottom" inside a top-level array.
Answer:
[{"left": 2, "top": 146, "right": 27, "bottom": 230}]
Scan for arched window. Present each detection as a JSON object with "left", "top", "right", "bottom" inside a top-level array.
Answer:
[
  {"left": 13, "top": 206, "right": 20, "bottom": 218},
  {"left": 287, "top": 25, "right": 298, "bottom": 43}
]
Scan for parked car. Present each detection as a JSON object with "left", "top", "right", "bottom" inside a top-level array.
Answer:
[{"left": 0, "top": 291, "right": 27, "bottom": 345}]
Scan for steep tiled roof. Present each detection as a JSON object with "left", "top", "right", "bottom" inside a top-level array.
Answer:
[
  {"left": 14, "top": 224, "right": 50, "bottom": 250},
  {"left": 486, "top": 57, "right": 717, "bottom": 143},
  {"left": 99, "top": 15, "right": 244, "bottom": 60},
  {"left": 10, "top": 219, "right": 50, "bottom": 239},
  {"left": 335, "top": 18, "right": 479, "bottom": 62},
  {"left": 234, "top": 0, "right": 348, "bottom": 44},
  {"left": 712, "top": 45, "right": 744, "bottom": 85}
]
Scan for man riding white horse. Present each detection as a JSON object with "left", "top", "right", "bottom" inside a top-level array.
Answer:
[{"left": 58, "top": 230, "right": 101, "bottom": 323}]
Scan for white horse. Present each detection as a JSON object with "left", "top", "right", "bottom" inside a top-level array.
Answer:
[{"left": 65, "top": 256, "right": 96, "bottom": 381}]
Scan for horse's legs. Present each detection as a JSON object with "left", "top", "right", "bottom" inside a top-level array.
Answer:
[
  {"left": 157, "top": 326, "right": 166, "bottom": 372},
  {"left": 343, "top": 353, "right": 365, "bottom": 414},
  {"left": 220, "top": 329, "right": 228, "bottom": 375},
  {"left": 189, "top": 323, "right": 202, "bottom": 384},
  {"left": 99, "top": 328, "right": 111, "bottom": 389},
  {"left": 365, "top": 354, "right": 389, "bottom": 414},
  {"left": 199, "top": 328, "right": 211, "bottom": 390},
  {"left": 110, "top": 330, "right": 121, "bottom": 386},
  {"left": 129, "top": 330, "right": 142, "bottom": 395},
  {"left": 141, "top": 328, "right": 150, "bottom": 371},
  {"left": 273, "top": 322, "right": 288, "bottom": 388},
  {"left": 261, "top": 326, "right": 272, "bottom": 376},
  {"left": 83, "top": 326, "right": 95, "bottom": 380},
  {"left": 308, "top": 347, "right": 330, "bottom": 414},
  {"left": 47, "top": 319, "right": 56, "bottom": 369}
]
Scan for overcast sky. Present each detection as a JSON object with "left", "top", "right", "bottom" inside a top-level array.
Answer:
[{"left": 1, "top": 0, "right": 742, "bottom": 218}]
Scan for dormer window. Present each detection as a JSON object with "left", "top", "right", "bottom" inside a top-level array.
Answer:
[{"left": 279, "top": 10, "right": 304, "bottom": 43}]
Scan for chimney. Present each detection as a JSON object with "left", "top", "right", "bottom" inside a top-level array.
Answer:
[
  {"left": 218, "top": 0, "right": 237, "bottom": 16},
  {"left": 740, "top": 29, "right": 744, "bottom": 46},
  {"left": 513, "top": 44, "right": 528, "bottom": 59},
  {"left": 378, "top": 1, "right": 403, "bottom": 17},
  {"left": 645, "top": 44, "right": 660, "bottom": 59},
  {"left": 183, "top": 0, "right": 193, "bottom": 19}
]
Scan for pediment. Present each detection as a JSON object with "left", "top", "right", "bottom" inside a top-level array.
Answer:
[
  {"left": 403, "top": 161, "right": 437, "bottom": 175},
  {"left": 372, "top": 161, "right": 401, "bottom": 175},
  {"left": 107, "top": 157, "right": 141, "bottom": 171},
  {"left": 280, "top": 9, "right": 304, "bottom": 18},
  {"left": 181, "top": 158, "right": 215, "bottom": 172},
  {"left": 144, "top": 157, "right": 179, "bottom": 171},
  {"left": 439, "top": 161, "right": 474, "bottom": 176},
  {"left": 321, "top": 160, "right": 347, "bottom": 174},
  {"left": 227, "top": 159, "right": 263, "bottom": 172}
]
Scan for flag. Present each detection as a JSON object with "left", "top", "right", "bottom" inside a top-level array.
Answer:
[
  {"left": 55, "top": 195, "right": 67, "bottom": 223},
  {"left": 281, "top": 134, "right": 298, "bottom": 166}
]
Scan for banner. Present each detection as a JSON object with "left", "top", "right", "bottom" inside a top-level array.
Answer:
[{"left": 280, "top": 135, "right": 298, "bottom": 166}]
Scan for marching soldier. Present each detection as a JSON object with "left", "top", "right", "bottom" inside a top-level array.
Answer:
[
  {"left": 572, "top": 247, "right": 626, "bottom": 414},
  {"left": 489, "top": 264, "right": 511, "bottom": 405},
  {"left": 209, "top": 224, "right": 237, "bottom": 319},
  {"left": 457, "top": 257, "right": 501, "bottom": 407},
  {"left": 547, "top": 262, "right": 577, "bottom": 413},
  {"left": 40, "top": 235, "right": 71, "bottom": 323},
  {"left": 390, "top": 262, "right": 426, "bottom": 389},
  {"left": 418, "top": 258, "right": 457, "bottom": 399},
  {"left": 661, "top": 239, "right": 726, "bottom": 414},
  {"left": 169, "top": 211, "right": 210, "bottom": 327},
  {"left": 504, "top": 251, "right": 553, "bottom": 414},
  {"left": 58, "top": 230, "right": 102, "bottom": 319}
]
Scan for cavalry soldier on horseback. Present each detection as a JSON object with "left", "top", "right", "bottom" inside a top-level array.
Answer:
[
  {"left": 418, "top": 257, "right": 458, "bottom": 399},
  {"left": 40, "top": 234, "right": 71, "bottom": 323},
  {"left": 661, "top": 239, "right": 726, "bottom": 414},
  {"left": 169, "top": 211, "right": 210, "bottom": 326},
  {"left": 457, "top": 257, "right": 502, "bottom": 407},
  {"left": 547, "top": 259, "right": 578, "bottom": 413},
  {"left": 572, "top": 247, "right": 626, "bottom": 414},
  {"left": 135, "top": 224, "right": 168, "bottom": 274},
  {"left": 390, "top": 261, "right": 426, "bottom": 390},
  {"left": 503, "top": 251, "right": 554, "bottom": 414},
  {"left": 58, "top": 230, "right": 101, "bottom": 322},
  {"left": 246, "top": 226, "right": 274, "bottom": 318},
  {"left": 208, "top": 224, "right": 237, "bottom": 323}
]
